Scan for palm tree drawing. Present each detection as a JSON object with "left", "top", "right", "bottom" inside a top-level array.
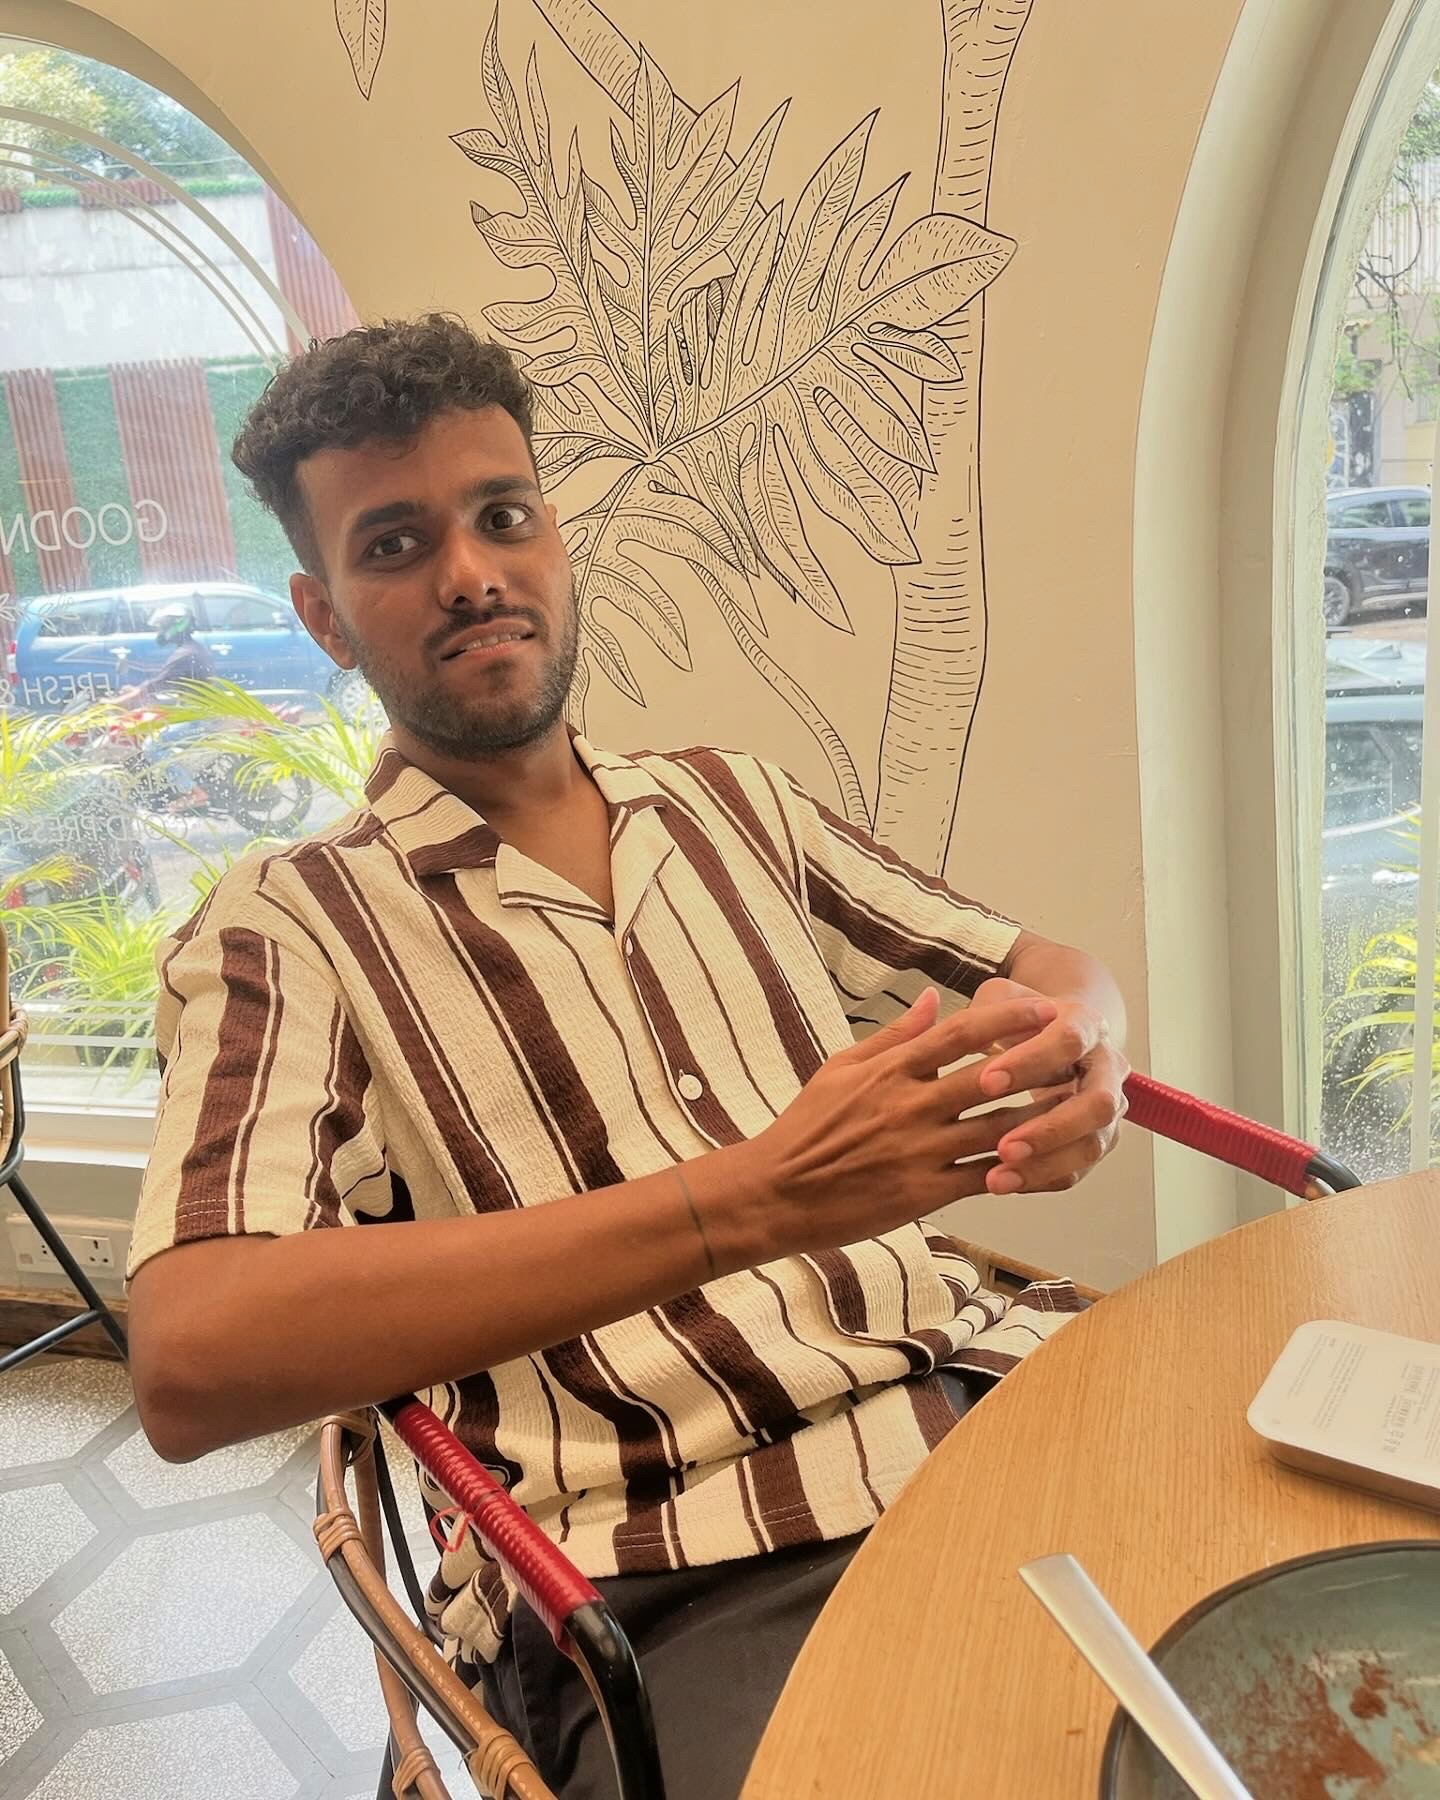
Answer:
[{"left": 447, "top": 0, "right": 1027, "bottom": 858}]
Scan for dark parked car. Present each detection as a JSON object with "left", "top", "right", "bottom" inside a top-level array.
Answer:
[{"left": 1324, "top": 485, "right": 1430, "bottom": 628}]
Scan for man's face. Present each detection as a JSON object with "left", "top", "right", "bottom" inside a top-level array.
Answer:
[{"left": 292, "top": 406, "right": 578, "bottom": 759}]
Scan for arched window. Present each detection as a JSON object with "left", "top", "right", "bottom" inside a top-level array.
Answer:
[
  {"left": 1296, "top": 31, "right": 1440, "bottom": 1182},
  {"left": 0, "top": 43, "right": 365, "bottom": 1107}
]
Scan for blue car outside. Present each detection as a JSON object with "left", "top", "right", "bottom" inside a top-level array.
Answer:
[{"left": 6, "top": 581, "right": 346, "bottom": 710}]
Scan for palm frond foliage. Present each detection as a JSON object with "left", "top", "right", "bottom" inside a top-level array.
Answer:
[
  {"left": 1328, "top": 920, "right": 1440, "bottom": 1148},
  {"left": 158, "top": 679, "right": 385, "bottom": 805},
  {"left": 456, "top": 9, "right": 1014, "bottom": 820}
]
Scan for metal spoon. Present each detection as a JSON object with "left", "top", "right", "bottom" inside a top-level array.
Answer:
[{"left": 1019, "top": 1554, "right": 1254, "bottom": 1799}]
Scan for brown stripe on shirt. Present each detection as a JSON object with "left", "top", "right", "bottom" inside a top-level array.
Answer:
[
  {"left": 806, "top": 861, "right": 997, "bottom": 996},
  {"left": 289, "top": 844, "right": 519, "bottom": 1213},
  {"left": 426, "top": 876, "right": 626, "bottom": 1194},
  {"left": 907, "top": 1373, "right": 964, "bottom": 1452},
  {"left": 660, "top": 807, "right": 826, "bottom": 1085},
  {"left": 173, "top": 928, "right": 281, "bottom": 1243},
  {"left": 745, "top": 1436, "right": 820, "bottom": 1549},
  {"left": 671, "top": 747, "right": 796, "bottom": 893},
  {"left": 626, "top": 938, "right": 745, "bottom": 1143}
]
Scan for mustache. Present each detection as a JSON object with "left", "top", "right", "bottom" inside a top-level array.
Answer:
[{"left": 424, "top": 606, "right": 544, "bottom": 658}]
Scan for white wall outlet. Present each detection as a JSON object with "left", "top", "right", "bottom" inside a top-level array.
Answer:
[{"left": 5, "top": 1214, "right": 131, "bottom": 1285}]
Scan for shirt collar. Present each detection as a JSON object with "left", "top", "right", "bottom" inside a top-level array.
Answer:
[{"left": 363, "top": 731, "right": 671, "bottom": 877}]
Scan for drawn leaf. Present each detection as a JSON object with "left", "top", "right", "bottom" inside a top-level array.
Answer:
[
  {"left": 581, "top": 612, "right": 644, "bottom": 704},
  {"left": 453, "top": 14, "right": 648, "bottom": 451},
  {"left": 335, "top": 0, "right": 386, "bottom": 100},
  {"left": 459, "top": 4, "right": 1012, "bottom": 822}
]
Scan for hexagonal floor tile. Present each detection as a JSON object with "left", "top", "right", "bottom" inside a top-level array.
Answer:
[
  {"left": 101, "top": 1425, "right": 315, "bottom": 1510},
  {"left": 0, "top": 1483, "right": 98, "bottom": 1612},
  {"left": 0, "top": 1361, "right": 132, "bottom": 1471},
  {"left": 0, "top": 1646, "right": 42, "bottom": 1762},
  {"left": 289, "top": 1603, "right": 385, "bottom": 1754},
  {"left": 26, "top": 1703, "right": 297, "bottom": 1799},
  {"left": 290, "top": 1603, "right": 472, "bottom": 1791},
  {"left": 53, "top": 1512, "right": 314, "bottom": 1693}
]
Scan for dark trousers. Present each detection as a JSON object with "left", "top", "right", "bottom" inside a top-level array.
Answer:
[{"left": 472, "top": 1370, "right": 993, "bottom": 1800}]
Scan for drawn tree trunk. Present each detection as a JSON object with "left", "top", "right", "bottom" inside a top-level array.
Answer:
[{"left": 873, "top": 0, "right": 1032, "bottom": 869}]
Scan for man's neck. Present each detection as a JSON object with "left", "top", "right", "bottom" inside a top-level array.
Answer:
[{"left": 390, "top": 719, "right": 590, "bottom": 831}]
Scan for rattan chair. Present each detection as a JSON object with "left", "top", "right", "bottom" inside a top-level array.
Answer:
[
  {"left": 0, "top": 925, "right": 127, "bottom": 1372},
  {"left": 316, "top": 1073, "right": 1361, "bottom": 1800}
]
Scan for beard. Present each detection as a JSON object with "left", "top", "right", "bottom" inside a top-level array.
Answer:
[{"left": 335, "top": 587, "right": 580, "bottom": 758}]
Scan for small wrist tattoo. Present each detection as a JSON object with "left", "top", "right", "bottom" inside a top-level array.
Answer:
[{"left": 675, "top": 1165, "right": 719, "bottom": 1280}]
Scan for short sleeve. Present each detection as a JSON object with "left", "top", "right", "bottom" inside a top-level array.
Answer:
[
  {"left": 775, "top": 767, "right": 1023, "bottom": 1027},
  {"left": 128, "top": 923, "right": 387, "bottom": 1279}
]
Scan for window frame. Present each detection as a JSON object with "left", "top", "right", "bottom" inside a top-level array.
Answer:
[{"left": 0, "top": 23, "right": 350, "bottom": 1151}]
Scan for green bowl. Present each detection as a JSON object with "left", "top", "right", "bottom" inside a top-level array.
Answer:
[{"left": 1100, "top": 1541, "right": 1440, "bottom": 1798}]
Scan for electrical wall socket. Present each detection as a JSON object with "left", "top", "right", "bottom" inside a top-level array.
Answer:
[{"left": 5, "top": 1214, "right": 131, "bottom": 1284}]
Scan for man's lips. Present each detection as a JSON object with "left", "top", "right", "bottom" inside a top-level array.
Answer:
[{"left": 438, "top": 623, "right": 537, "bottom": 660}]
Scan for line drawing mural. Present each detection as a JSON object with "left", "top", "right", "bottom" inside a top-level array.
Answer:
[
  {"left": 335, "top": 0, "right": 388, "bottom": 100},
  {"left": 336, "top": 0, "right": 1031, "bottom": 871}
]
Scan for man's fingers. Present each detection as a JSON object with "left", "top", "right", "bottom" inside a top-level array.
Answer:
[
  {"left": 946, "top": 1090, "right": 1072, "bottom": 1157},
  {"left": 839, "top": 987, "right": 941, "bottom": 1064},
  {"left": 977, "top": 1011, "right": 1103, "bottom": 1099},
  {"left": 901, "top": 997, "right": 1056, "bottom": 1076},
  {"left": 985, "top": 1130, "right": 1114, "bottom": 1196},
  {"left": 993, "top": 1084, "right": 1120, "bottom": 1168}
]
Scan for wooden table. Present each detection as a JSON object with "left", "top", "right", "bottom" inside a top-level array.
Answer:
[{"left": 743, "top": 1173, "right": 1440, "bottom": 1798}]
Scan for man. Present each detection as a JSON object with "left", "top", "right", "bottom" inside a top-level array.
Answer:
[
  {"left": 122, "top": 603, "right": 215, "bottom": 702},
  {"left": 114, "top": 603, "right": 216, "bottom": 811},
  {"left": 127, "top": 316, "right": 1128, "bottom": 1799}
]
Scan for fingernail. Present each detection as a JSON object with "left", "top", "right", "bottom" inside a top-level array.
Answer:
[
  {"left": 989, "top": 1170, "right": 1024, "bottom": 1195},
  {"left": 984, "top": 1069, "right": 1012, "bottom": 1095},
  {"left": 1002, "top": 1141, "right": 1032, "bottom": 1163}
]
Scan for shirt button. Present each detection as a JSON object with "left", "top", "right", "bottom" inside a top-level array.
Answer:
[{"left": 677, "top": 1073, "right": 704, "bottom": 1101}]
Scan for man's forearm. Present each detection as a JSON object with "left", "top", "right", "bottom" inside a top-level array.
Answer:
[
  {"left": 1004, "top": 930, "right": 1127, "bottom": 1045},
  {"left": 129, "top": 1143, "right": 763, "bottom": 1461}
]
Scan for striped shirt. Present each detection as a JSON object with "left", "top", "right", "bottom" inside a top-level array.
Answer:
[{"left": 132, "top": 734, "right": 1081, "bottom": 1670}]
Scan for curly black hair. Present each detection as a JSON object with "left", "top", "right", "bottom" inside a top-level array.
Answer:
[{"left": 232, "top": 313, "right": 535, "bottom": 575}]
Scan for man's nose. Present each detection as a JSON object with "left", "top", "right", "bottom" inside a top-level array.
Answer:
[{"left": 436, "top": 528, "right": 506, "bottom": 608}]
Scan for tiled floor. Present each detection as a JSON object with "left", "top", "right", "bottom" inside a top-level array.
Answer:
[{"left": 0, "top": 1357, "right": 471, "bottom": 1798}]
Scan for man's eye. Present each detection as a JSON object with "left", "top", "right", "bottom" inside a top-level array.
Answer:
[
  {"left": 366, "top": 531, "right": 420, "bottom": 560},
  {"left": 488, "top": 504, "right": 531, "bottom": 532}
]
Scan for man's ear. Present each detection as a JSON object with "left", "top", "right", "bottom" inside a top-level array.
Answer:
[{"left": 291, "top": 573, "right": 354, "bottom": 668}]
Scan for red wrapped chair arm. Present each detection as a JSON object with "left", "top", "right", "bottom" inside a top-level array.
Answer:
[
  {"left": 1122, "top": 1072, "right": 1360, "bottom": 1198},
  {"left": 382, "top": 1399, "right": 666, "bottom": 1800},
  {"left": 386, "top": 1399, "right": 598, "bottom": 1650}
]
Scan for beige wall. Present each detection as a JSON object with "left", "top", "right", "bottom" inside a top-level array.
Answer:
[{"left": 1, "top": 0, "right": 1401, "bottom": 1292}]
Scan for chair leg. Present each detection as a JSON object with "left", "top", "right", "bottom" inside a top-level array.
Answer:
[
  {"left": 4, "top": 1171, "right": 128, "bottom": 1361},
  {"left": 375, "top": 1736, "right": 395, "bottom": 1800}
]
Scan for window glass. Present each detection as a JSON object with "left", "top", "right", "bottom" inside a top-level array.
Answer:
[
  {"left": 209, "top": 591, "right": 292, "bottom": 630},
  {"left": 122, "top": 591, "right": 205, "bottom": 631},
  {"left": 0, "top": 45, "right": 380, "bottom": 1112},
  {"left": 1307, "top": 71, "right": 1440, "bottom": 1184},
  {"left": 34, "top": 596, "right": 120, "bottom": 637},
  {"left": 1328, "top": 500, "right": 1392, "bottom": 529},
  {"left": 1324, "top": 727, "right": 1396, "bottom": 828}
]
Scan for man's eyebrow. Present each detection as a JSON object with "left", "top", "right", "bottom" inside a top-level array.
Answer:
[
  {"left": 348, "top": 499, "right": 421, "bottom": 537},
  {"left": 346, "top": 476, "right": 541, "bottom": 541},
  {"left": 464, "top": 475, "right": 542, "bottom": 504}
]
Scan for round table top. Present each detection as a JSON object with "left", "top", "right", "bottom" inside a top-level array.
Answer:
[{"left": 742, "top": 1172, "right": 1440, "bottom": 1798}]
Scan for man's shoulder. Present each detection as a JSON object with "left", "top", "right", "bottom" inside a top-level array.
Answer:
[
  {"left": 163, "top": 802, "right": 383, "bottom": 951},
  {"left": 614, "top": 742, "right": 795, "bottom": 805}
]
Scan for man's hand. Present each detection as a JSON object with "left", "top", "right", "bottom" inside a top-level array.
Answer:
[
  {"left": 968, "top": 976, "right": 1129, "bottom": 1196},
  {"left": 742, "top": 989, "right": 1072, "bottom": 1259}
]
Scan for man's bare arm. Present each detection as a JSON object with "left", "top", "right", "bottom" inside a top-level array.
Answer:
[{"left": 129, "top": 992, "right": 1056, "bottom": 1461}]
